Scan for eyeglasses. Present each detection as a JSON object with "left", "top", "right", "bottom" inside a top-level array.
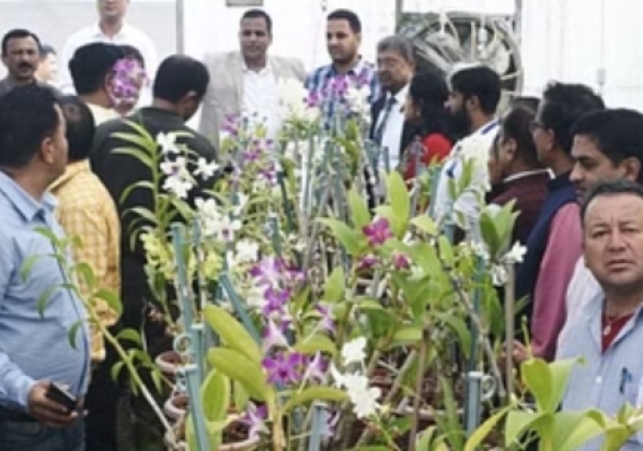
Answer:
[{"left": 528, "top": 120, "right": 546, "bottom": 133}]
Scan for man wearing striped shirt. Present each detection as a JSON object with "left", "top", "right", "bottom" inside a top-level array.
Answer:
[{"left": 305, "top": 9, "right": 380, "bottom": 110}]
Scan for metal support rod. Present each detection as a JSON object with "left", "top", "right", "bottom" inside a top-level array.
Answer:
[
  {"left": 464, "top": 371, "right": 483, "bottom": 436},
  {"left": 176, "top": 0, "right": 185, "bottom": 54},
  {"left": 190, "top": 323, "right": 206, "bottom": 383},
  {"left": 307, "top": 403, "right": 327, "bottom": 451},
  {"left": 171, "top": 224, "right": 194, "bottom": 328},
  {"left": 180, "top": 364, "right": 210, "bottom": 450}
]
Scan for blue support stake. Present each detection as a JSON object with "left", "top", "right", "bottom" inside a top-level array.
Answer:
[
  {"left": 307, "top": 402, "right": 327, "bottom": 451},
  {"left": 171, "top": 224, "right": 194, "bottom": 328},
  {"left": 190, "top": 323, "right": 206, "bottom": 383},
  {"left": 268, "top": 213, "right": 282, "bottom": 257},
  {"left": 464, "top": 371, "right": 483, "bottom": 437},
  {"left": 219, "top": 272, "right": 262, "bottom": 345},
  {"left": 179, "top": 364, "right": 210, "bottom": 450}
]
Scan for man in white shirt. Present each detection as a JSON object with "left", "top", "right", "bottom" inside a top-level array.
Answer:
[
  {"left": 199, "top": 9, "right": 305, "bottom": 145},
  {"left": 563, "top": 109, "right": 643, "bottom": 320},
  {"left": 370, "top": 35, "right": 415, "bottom": 171},
  {"left": 432, "top": 64, "right": 502, "bottom": 233},
  {"left": 59, "top": 0, "right": 157, "bottom": 98}
]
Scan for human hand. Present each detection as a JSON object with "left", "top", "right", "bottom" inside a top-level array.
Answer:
[
  {"left": 499, "top": 341, "right": 532, "bottom": 367},
  {"left": 27, "top": 381, "right": 80, "bottom": 427}
]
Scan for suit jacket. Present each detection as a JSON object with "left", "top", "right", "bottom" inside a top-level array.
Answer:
[
  {"left": 369, "top": 96, "right": 418, "bottom": 162},
  {"left": 199, "top": 51, "right": 306, "bottom": 145}
]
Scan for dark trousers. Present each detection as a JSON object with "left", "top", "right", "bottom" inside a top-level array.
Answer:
[{"left": 0, "top": 417, "right": 84, "bottom": 451}]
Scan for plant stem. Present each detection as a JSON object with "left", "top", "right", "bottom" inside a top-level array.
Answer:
[{"left": 408, "top": 329, "right": 429, "bottom": 451}]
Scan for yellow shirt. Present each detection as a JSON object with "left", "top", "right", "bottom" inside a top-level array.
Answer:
[{"left": 50, "top": 160, "right": 121, "bottom": 362}]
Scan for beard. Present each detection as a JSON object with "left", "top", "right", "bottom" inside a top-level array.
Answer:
[{"left": 448, "top": 105, "right": 472, "bottom": 140}]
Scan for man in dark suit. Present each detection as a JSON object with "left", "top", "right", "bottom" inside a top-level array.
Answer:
[{"left": 370, "top": 35, "right": 416, "bottom": 171}]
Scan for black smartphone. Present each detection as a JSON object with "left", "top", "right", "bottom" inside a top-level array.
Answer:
[{"left": 45, "top": 382, "right": 77, "bottom": 413}]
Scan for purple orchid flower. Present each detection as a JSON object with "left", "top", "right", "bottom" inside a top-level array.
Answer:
[
  {"left": 304, "top": 352, "right": 327, "bottom": 383},
  {"left": 261, "top": 287, "right": 291, "bottom": 317},
  {"left": 362, "top": 217, "right": 394, "bottom": 247},
  {"left": 357, "top": 254, "right": 379, "bottom": 272},
  {"left": 262, "top": 352, "right": 305, "bottom": 385},
  {"left": 316, "top": 304, "right": 335, "bottom": 333},
  {"left": 239, "top": 403, "right": 268, "bottom": 440},
  {"left": 321, "top": 411, "right": 341, "bottom": 439},
  {"left": 392, "top": 252, "right": 411, "bottom": 270},
  {"left": 262, "top": 319, "right": 289, "bottom": 352},
  {"left": 250, "top": 257, "right": 285, "bottom": 288}
]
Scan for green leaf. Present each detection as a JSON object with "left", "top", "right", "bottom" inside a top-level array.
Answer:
[
  {"left": 110, "top": 361, "right": 125, "bottom": 382},
  {"left": 390, "top": 325, "right": 423, "bottom": 348},
  {"left": 67, "top": 320, "right": 84, "bottom": 349},
  {"left": 387, "top": 171, "right": 410, "bottom": 220},
  {"left": 122, "top": 206, "right": 159, "bottom": 227},
  {"left": 119, "top": 180, "right": 156, "bottom": 205},
  {"left": 74, "top": 262, "right": 96, "bottom": 291},
  {"left": 547, "top": 358, "right": 580, "bottom": 412},
  {"left": 319, "top": 218, "right": 364, "bottom": 255},
  {"left": 232, "top": 381, "right": 250, "bottom": 412},
  {"left": 207, "top": 348, "right": 272, "bottom": 402},
  {"left": 435, "top": 313, "right": 472, "bottom": 359},
  {"left": 283, "top": 386, "right": 348, "bottom": 412},
  {"left": 438, "top": 236, "right": 455, "bottom": 267},
  {"left": 93, "top": 289, "right": 123, "bottom": 319},
  {"left": 20, "top": 254, "right": 41, "bottom": 282},
  {"left": 504, "top": 411, "right": 543, "bottom": 446},
  {"left": 464, "top": 405, "right": 512, "bottom": 451},
  {"left": 348, "top": 189, "right": 371, "bottom": 229},
  {"left": 116, "top": 329, "right": 142, "bottom": 346},
  {"left": 324, "top": 266, "right": 345, "bottom": 303},
  {"left": 111, "top": 146, "right": 155, "bottom": 169},
  {"left": 521, "top": 359, "right": 553, "bottom": 412},
  {"left": 553, "top": 411, "right": 603, "bottom": 451},
  {"left": 411, "top": 215, "right": 438, "bottom": 235},
  {"left": 203, "top": 305, "right": 262, "bottom": 364},
  {"left": 201, "top": 370, "right": 230, "bottom": 421},
  {"left": 294, "top": 334, "right": 337, "bottom": 356},
  {"left": 122, "top": 120, "right": 156, "bottom": 144},
  {"left": 37, "top": 285, "right": 59, "bottom": 317},
  {"left": 480, "top": 211, "right": 501, "bottom": 257}
]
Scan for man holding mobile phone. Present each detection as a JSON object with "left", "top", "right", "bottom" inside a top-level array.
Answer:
[{"left": 0, "top": 85, "right": 90, "bottom": 450}]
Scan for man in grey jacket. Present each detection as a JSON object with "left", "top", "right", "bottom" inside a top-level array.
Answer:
[{"left": 199, "top": 9, "right": 305, "bottom": 145}]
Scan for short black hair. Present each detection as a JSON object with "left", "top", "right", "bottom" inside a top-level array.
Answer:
[
  {"left": 511, "top": 96, "right": 539, "bottom": 113},
  {"left": 39, "top": 44, "right": 56, "bottom": 59},
  {"left": 581, "top": 179, "right": 643, "bottom": 224},
  {"left": 59, "top": 96, "right": 95, "bottom": 163},
  {"left": 500, "top": 105, "right": 542, "bottom": 168},
  {"left": 327, "top": 9, "right": 361, "bottom": 34},
  {"left": 69, "top": 43, "right": 124, "bottom": 95},
  {"left": 2, "top": 29, "right": 41, "bottom": 56},
  {"left": 571, "top": 108, "right": 643, "bottom": 184},
  {"left": 120, "top": 45, "right": 145, "bottom": 68},
  {"left": 540, "top": 82, "right": 605, "bottom": 154},
  {"left": 0, "top": 85, "right": 60, "bottom": 169},
  {"left": 449, "top": 65, "right": 502, "bottom": 115},
  {"left": 152, "top": 55, "right": 210, "bottom": 103},
  {"left": 241, "top": 9, "right": 272, "bottom": 34}
]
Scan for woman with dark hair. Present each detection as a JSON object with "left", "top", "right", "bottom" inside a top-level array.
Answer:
[
  {"left": 400, "top": 70, "right": 454, "bottom": 180},
  {"left": 487, "top": 104, "right": 551, "bottom": 244}
]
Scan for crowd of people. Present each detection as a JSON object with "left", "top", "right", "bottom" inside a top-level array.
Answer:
[{"left": 1, "top": 1, "right": 643, "bottom": 451}]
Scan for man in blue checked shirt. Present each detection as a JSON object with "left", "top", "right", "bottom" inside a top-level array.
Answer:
[
  {"left": 305, "top": 9, "right": 380, "bottom": 109},
  {"left": 0, "top": 85, "right": 90, "bottom": 450}
]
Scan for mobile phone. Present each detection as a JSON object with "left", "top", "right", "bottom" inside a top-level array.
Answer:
[{"left": 45, "top": 382, "right": 77, "bottom": 413}]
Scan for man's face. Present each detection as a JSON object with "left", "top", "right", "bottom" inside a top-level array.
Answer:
[
  {"left": 531, "top": 102, "right": 555, "bottom": 164},
  {"left": 376, "top": 49, "right": 413, "bottom": 93},
  {"left": 326, "top": 19, "right": 360, "bottom": 65},
  {"left": 446, "top": 90, "right": 471, "bottom": 138},
  {"left": 41, "top": 106, "right": 69, "bottom": 180},
  {"left": 584, "top": 193, "right": 643, "bottom": 295},
  {"left": 570, "top": 134, "right": 638, "bottom": 201},
  {"left": 98, "top": 0, "right": 128, "bottom": 22},
  {"left": 2, "top": 37, "right": 39, "bottom": 81},
  {"left": 239, "top": 17, "right": 271, "bottom": 62}
]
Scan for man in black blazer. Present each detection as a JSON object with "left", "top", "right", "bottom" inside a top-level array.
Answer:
[{"left": 369, "top": 35, "right": 416, "bottom": 171}]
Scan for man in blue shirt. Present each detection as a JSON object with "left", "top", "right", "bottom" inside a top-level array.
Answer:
[{"left": 0, "top": 85, "right": 90, "bottom": 450}]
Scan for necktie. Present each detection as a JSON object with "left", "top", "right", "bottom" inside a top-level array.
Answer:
[{"left": 373, "top": 96, "right": 397, "bottom": 147}]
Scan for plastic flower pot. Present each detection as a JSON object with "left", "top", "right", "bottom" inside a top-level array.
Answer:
[{"left": 155, "top": 350, "right": 182, "bottom": 382}]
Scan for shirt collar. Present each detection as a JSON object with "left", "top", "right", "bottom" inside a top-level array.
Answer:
[
  {"left": 50, "top": 160, "right": 90, "bottom": 193},
  {"left": 503, "top": 169, "right": 551, "bottom": 184},
  {"left": 92, "top": 22, "right": 132, "bottom": 40},
  {"left": 385, "top": 83, "right": 409, "bottom": 107},
  {"left": 241, "top": 58, "right": 272, "bottom": 75},
  {"left": 0, "top": 170, "right": 57, "bottom": 222},
  {"left": 329, "top": 56, "right": 367, "bottom": 77}
]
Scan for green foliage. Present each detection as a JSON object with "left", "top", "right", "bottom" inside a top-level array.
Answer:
[
  {"left": 203, "top": 305, "right": 262, "bottom": 364},
  {"left": 207, "top": 348, "right": 274, "bottom": 402}
]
